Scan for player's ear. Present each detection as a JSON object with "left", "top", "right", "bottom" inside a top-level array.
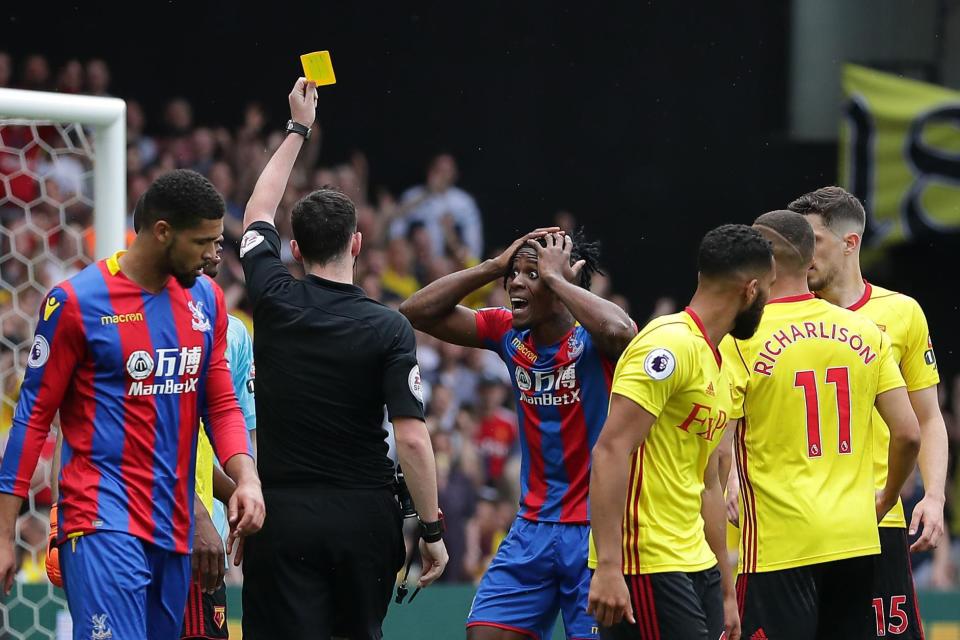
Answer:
[
  {"left": 351, "top": 231, "right": 362, "bottom": 258},
  {"left": 153, "top": 220, "right": 173, "bottom": 244},
  {"left": 744, "top": 277, "right": 759, "bottom": 306},
  {"left": 842, "top": 231, "right": 861, "bottom": 255},
  {"left": 290, "top": 239, "right": 303, "bottom": 264}
]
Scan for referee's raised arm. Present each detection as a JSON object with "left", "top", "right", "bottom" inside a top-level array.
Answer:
[
  {"left": 243, "top": 77, "right": 317, "bottom": 231},
  {"left": 237, "top": 78, "right": 447, "bottom": 640}
]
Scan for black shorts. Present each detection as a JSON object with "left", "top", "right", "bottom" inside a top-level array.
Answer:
[
  {"left": 181, "top": 581, "right": 229, "bottom": 639},
  {"left": 737, "top": 555, "right": 874, "bottom": 640},
  {"left": 601, "top": 566, "right": 723, "bottom": 640},
  {"left": 869, "top": 528, "right": 924, "bottom": 639},
  {"left": 241, "top": 486, "right": 405, "bottom": 640}
]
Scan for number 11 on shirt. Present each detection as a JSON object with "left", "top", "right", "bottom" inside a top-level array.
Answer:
[{"left": 794, "top": 367, "right": 852, "bottom": 458}]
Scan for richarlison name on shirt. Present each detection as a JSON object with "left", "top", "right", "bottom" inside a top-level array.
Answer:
[{"left": 750, "top": 322, "right": 878, "bottom": 376}]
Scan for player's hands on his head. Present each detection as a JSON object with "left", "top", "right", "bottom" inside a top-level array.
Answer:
[
  {"left": 193, "top": 506, "right": 226, "bottom": 594},
  {"left": 492, "top": 227, "right": 562, "bottom": 273},
  {"left": 289, "top": 77, "right": 318, "bottom": 128},
  {"left": 226, "top": 478, "right": 265, "bottom": 566},
  {"left": 418, "top": 539, "right": 449, "bottom": 587},
  {"left": 908, "top": 494, "right": 945, "bottom": 552},
  {"left": 528, "top": 232, "right": 585, "bottom": 286},
  {"left": 587, "top": 566, "right": 635, "bottom": 628}
]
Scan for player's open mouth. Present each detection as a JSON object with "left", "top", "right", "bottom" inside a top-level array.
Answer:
[{"left": 511, "top": 298, "right": 529, "bottom": 311}]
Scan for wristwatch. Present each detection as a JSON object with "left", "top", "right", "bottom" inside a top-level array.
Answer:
[
  {"left": 419, "top": 510, "right": 445, "bottom": 543},
  {"left": 285, "top": 119, "right": 312, "bottom": 140}
]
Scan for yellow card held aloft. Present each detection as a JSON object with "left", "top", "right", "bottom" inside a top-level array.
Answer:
[{"left": 300, "top": 51, "right": 337, "bottom": 86}]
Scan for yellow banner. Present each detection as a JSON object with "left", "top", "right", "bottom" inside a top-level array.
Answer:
[{"left": 840, "top": 64, "right": 960, "bottom": 256}]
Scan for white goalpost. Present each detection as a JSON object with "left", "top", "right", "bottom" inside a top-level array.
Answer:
[{"left": 0, "top": 88, "right": 126, "bottom": 258}]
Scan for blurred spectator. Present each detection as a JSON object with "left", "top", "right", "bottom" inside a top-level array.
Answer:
[
  {"left": 190, "top": 127, "right": 217, "bottom": 176},
  {"left": 19, "top": 54, "right": 50, "bottom": 91},
  {"left": 85, "top": 58, "right": 111, "bottom": 96},
  {"left": 554, "top": 209, "right": 577, "bottom": 234},
  {"left": 0, "top": 52, "right": 11, "bottom": 88},
  {"left": 209, "top": 161, "right": 244, "bottom": 242},
  {"left": 55, "top": 59, "right": 83, "bottom": 94},
  {"left": 161, "top": 97, "right": 195, "bottom": 167},
  {"left": 381, "top": 237, "right": 421, "bottom": 302},
  {"left": 392, "top": 153, "right": 483, "bottom": 260},
  {"left": 474, "top": 374, "right": 518, "bottom": 485},
  {"left": 126, "top": 100, "right": 158, "bottom": 168}
]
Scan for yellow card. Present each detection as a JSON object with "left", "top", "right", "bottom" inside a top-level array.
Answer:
[{"left": 300, "top": 51, "right": 337, "bottom": 86}]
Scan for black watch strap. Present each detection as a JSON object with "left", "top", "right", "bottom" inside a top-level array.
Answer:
[
  {"left": 419, "top": 510, "right": 445, "bottom": 543},
  {"left": 285, "top": 119, "right": 312, "bottom": 140}
]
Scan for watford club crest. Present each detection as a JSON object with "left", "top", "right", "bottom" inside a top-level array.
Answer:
[{"left": 213, "top": 606, "right": 226, "bottom": 629}]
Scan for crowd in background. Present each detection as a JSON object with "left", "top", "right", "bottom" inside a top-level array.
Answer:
[{"left": 1, "top": 53, "right": 959, "bottom": 589}]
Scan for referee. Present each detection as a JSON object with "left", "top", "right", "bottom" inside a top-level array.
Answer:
[{"left": 238, "top": 78, "right": 448, "bottom": 640}]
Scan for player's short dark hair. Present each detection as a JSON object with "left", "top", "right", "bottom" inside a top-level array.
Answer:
[
  {"left": 135, "top": 169, "right": 224, "bottom": 230},
  {"left": 698, "top": 224, "right": 773, "bottom": 279},
  {"left": 787, "top": 186, "right": 866, "bottom": 235},
  {"left": 291, "top": 188, "right": 357, "bottom": 265},
  {"left": 753, "top": 210, "right": 815, "bottom": 271},
  {"left": 503, "top": 228, "right": 603, "bottom": 290}
]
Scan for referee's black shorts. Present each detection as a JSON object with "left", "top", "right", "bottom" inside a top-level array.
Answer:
[{"left": 241, "top": 486, "right": 405, "bottom": 640}]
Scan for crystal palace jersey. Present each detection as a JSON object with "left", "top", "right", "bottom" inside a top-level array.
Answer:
[
  {"left": 0, "top": 252, "right": 251, "bottom": 554},
  {"left": 721, "top": 294, "right": 905, "bottom": 573},
  {"left": 476, "top": 308, "right": 615, "bottom": 524},
  {"left": 846, "top": 282, "right": 940, "bottom": 529}
]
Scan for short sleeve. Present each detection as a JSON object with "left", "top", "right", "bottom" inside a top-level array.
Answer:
[
  {"left": 719, "top": 336, "right": 750, "bottom": 420},
  {"left": 611, "top": 329, "right": 692, "bottom": 419},
  {"left": 227, "top": 317, "right": 257, "bottom": 432},
  {"left": 382, "top": 314, "right": 426, "bottom": 421},
  {"left": 899, "top": 299, "right": 940, "bottom": 392},
  {"left": 876, "top": 330, "right": 907, "bottom": 395},
  {"left": 239, "top": 221, "right": 292, "bottom": 306},
  {"left": 475, "top": 307, "right": 514, "bottom": 352}
]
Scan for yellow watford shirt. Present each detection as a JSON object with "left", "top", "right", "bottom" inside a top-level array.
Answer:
[
  {"left": 722, "top": 294, "right": 905, "bottom": 573},
  {"left": 195, "top": 425, "right": 214, "bottom": 517},
  {"left": 590, "top": 308, "right": 732, "bottom": 575},
  {"left": 847, "top": 282, "right": 940, "bottom": 529}
]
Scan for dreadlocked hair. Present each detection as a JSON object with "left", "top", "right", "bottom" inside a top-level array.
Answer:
[{"left": 502, "top": 228, "right": 604, "bottom": 290}]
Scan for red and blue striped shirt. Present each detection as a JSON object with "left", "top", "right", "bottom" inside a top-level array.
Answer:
[
  {"left": 476, "top": 308, "right": 615, "bottom": 524},
  {"left": 0, "top": 252, "right": 251, "bottom": 553}
]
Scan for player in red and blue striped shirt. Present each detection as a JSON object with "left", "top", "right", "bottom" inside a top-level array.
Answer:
[
  {"left": 402, "top": 228, "right": 636, "bottom": 640},
  {"left": 0, "top": 170, "right": 264, "bottom": 640}
]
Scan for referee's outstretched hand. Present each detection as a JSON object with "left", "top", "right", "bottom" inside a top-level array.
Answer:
[{"left": 418, "top": 539, "right": 448, "bottom": 587}]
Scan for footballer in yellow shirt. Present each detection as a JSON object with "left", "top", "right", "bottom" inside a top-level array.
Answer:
[
  {"left": 588, "top": 224, "right": 775, "bottom": 640},
  {"left": 723, "top": 210, "right": 920, "bottom": 640},
  {"left": 792, "top": 186, "right": 945, "bottom": 640}
]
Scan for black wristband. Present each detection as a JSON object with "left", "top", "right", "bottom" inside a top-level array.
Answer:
[
  {"left": 285, "top": 119, "right": 312, "bottom": 140},
  {"left": 419, "top": 510, "right": 445, "bottom": 543}
]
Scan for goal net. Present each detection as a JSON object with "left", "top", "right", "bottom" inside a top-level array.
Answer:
[{"left": 0, "top": 89, "right": 125, "bottom": 639}]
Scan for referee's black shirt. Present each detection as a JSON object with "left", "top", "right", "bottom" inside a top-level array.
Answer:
[{"left": 239, "top": 221, "right": 425, "bottom": 490}]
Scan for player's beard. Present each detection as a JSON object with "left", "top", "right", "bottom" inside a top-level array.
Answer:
[
  {"left": 730, "top": 291, "right": 767, "bottom": 340},
  {"left": 166, "top": 243, "right": 201, "bottom": 289}
]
